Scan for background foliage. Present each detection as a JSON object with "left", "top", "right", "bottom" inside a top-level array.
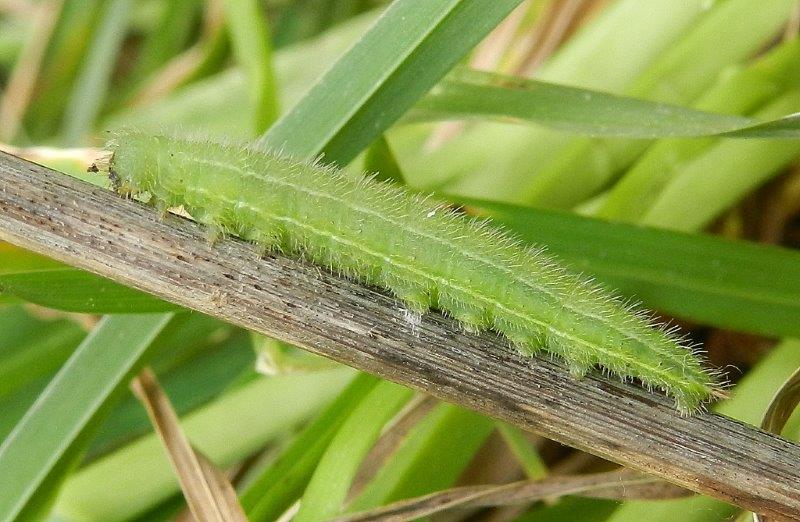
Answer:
[{"left": 1, "top": 0, "right": 800, "bottom": 520}]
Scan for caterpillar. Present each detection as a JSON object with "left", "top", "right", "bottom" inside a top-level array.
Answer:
[{"left": 99, "top": 129, "right": 721, "bottom": 414}]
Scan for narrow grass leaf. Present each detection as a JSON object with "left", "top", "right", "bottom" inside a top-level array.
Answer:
[
  {"left": 0, "top": 244, "right": 175, "bottom": 313},
  {"left": 0, "top": 313, "right": 174, "bottom": 522},
  {"left": 62, "top": 0, "right": 132, "bottom": 143},
  {"left": 401, "top": 0, "right": 724, "bottom": 202},
  {"left": 410, "top": 69, "right": 800, "bottom": 138},
  {"left": 462, "top": 198, "right": 800, "bottom": 337},
  {"left": 761, "top": 367, "right": 800, "bottom": 436},
  {"left": 349, "top": 404, "right": 494, "bottom": 512},
  {"left": 259, "top": 0, "right": 524, "bottom": 164},
  {"left": 515, "top": 0, "right": 796, "bottom": 208},
  {"left": 223, "top": 0, "right": 279, "bottom": 133},
  {"left": 364, "top": 135, "right": 405, "bottom": 184},
  {"left": 241, "top": 373, "right": 377, "bottom": 521},
  {"left": 599, "top": 38, "right": 800, "bottom": 222},
  {"left": 496, "top": 422, "right": 548, "bottom": 480},
  {"left": 0, "top": 312, "right": 85, "bottom": 400},
  {"left": 294, "top": 380, "right": 414, "bottom": 522},
  {"left": 87, "top": 328, "right": 252, "bottom": 461},
  {"left": 641, "top": 90, "right": 800, "bottom": 232},
  {"left": 242, "top": 373, "right": 378, "bottom": 522}
]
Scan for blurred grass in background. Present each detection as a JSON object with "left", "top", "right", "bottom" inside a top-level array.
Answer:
[{"left": 1, "top": 0, "right": 800, "bottom": 520}]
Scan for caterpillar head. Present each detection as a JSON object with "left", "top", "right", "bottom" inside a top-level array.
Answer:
[{"left": 91, "top": 130, "right": 167, "bottom": 197}]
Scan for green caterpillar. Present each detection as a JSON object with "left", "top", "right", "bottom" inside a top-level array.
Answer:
[{"left": 103, "top": 129, "right": 720, "bottom": 414}]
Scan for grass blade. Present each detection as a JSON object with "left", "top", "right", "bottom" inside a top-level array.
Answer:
[
  {"left": 87, "top": 325, "right": 253, "bottom": 461},
  {"left": 0, "top": 313, "right": 174, "bottom": 522},
  {"left": 349, "top": 404, "right": 495, "bottom": 512},
  {"left": 599, "top": 38, "right": 800, "bottom": 221},
  {"left": 400, "top": 0, "right": 712, "bottom": 199},
  {"left": 516, "top": 0, "right": 796, "bottom": 208},
  {"left": 641, "top": 90, "right": 800, "bottom": 232},
  {"left": 241, "top": 373, "right": 379, "bottom": 522},
  {"left": 410, "top": 68, "right": 800, "bottom": 138},
  {"left": 259, "top": 0, "right": 524, "bottom": 163},
  {"left": 496, "top": 422, "right": 548, "bottom": 481},
  {"left": 0, "top": 308, "right": 85, "bottom": 400},
  {"left": 62, "top": 0, "right": 132, "bottom": 144},
  {"left": 223, "top": 0, "right": 279, "bottom": 132},
  {"left": 294, "top": 380, "right": 414, "bottom": 522},
  {"left": 0, "top": 244, "right": 175, "bottom": 313}
]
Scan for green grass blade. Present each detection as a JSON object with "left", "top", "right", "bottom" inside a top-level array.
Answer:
[
  {"left": 642, "top": 90, "right": 800, "bottom": 232},
  {"left": 104, "top": 10, "right": 379, "bottom": 139},
  {"left": 462, "top": 197, "right": 800, "bottom": 337},
  {"left": 401, "top": 0, "right": 710, "bottom": 199},
  {"left": 0, "top": 245, "right": 175, "bottom": 313},
  {"left": 259, "top": 0, "right": 524, "bottom": 164},
  {"left": 0, "top": 313, "right": 174, "bottom": 522},
  {"left": 364, "top": 135, "right": 405, "bottom": 184},
  {"left": 86, "top": 328, "right": 254, "bottom": 461},
  {"left": 600, "top": 38, "right": 800, "bottom": 221},
  {"left": 57, "top": 368, "right": 355, "bottom": 520},
  {"left": 410, "top": 68, "right": 800, "bottom": 138},
  {"left": 130, "top": 0, "right": 200, "bottom": 83},
  {"left": 242, "top": 373, "right": 379, "bottom": 522},
  {"left": 0, "top": 309, "right": 85, "bottom": 401},
  {"left": 223, "top": 0, "right": 279, "bottom": 132},
  {"left": 349, "top": 404, "right": 495, "bottom": 511},
  {"left": 496, "top": 421, "right": 548, "bottom": 480},
  {"left": 294, "top": 380, "right": 414, "bottom": 521},
  {"left": 516, "top": 0, "right": 795, "bottom": 208},
  {"left": 434, "top": 0, "right": 793, "bottom": 205},
  {"left": 62, "top": 0, "right": 132, "bottom": 144}
]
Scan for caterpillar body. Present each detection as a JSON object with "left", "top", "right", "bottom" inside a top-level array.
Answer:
[{"left": 105, "top": 130, "right": 719, "bottom": 414}]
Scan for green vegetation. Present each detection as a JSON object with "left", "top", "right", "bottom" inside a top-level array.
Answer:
[{"left": 1, "top": 0, "right": 799, "bottom": 520}]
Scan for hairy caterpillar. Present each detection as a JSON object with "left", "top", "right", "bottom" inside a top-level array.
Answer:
[{"left": 100, "top": 129, "right": 721, "bottom": 414}]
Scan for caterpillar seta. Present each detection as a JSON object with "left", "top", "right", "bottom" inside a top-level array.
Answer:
[{"left": 99, "top": 129, "right": 722, "bottom": 414}]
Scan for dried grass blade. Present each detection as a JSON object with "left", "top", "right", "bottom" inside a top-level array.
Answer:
[
  {"left": 331, "top": 469, "right": 686, "bottom": 522},
  {"left": 131, "top": 367, "right": 246, "bottom": 522}
]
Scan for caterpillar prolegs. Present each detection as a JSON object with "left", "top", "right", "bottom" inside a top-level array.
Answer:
[{"left": 102, "top": 129, "right": 721, "bottom": 413}]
